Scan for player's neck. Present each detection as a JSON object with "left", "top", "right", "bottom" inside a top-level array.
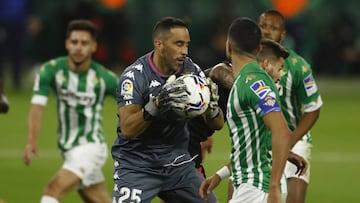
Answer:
[
  {"left": 68, "top": 58, "right": 91, "bottom": 73},
  {"left": 231, "top": 54, "right": 256, "bottom": 77},
  {"left": 152, "top": 52, "right": 176, "bottom": 75}
]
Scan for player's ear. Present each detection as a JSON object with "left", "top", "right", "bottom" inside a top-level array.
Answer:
[
  {"left": 154, "top": 39, "right": 162, "bottom": 50},
  {"left": 262, "top": 59, "right": 270, "bottom": 71},
  {"left": 92, "top": 41, "right": 97, "bottom": 53},
  {"left": 280, "top": 30, "right": 286, "bottom": 43},
  {"left": 65, "top": 39, "right": 70, "bottom": 51},
  {"left": 226, "top": 39, "right": 231, "bottom": 57}
]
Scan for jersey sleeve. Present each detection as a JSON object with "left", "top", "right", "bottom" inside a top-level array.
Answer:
[
  {"left": 245, "top": 74, "right": 282, "bottom": 118},
  {"left": 31, "top": 62, "right": 54, "bottom": 106},
  {"left": 292, "top": 56, "right": 323, "bottom": 112},
  {"left": 116, "top": 63, "right": 146, "bottom": 107},
  {"left": 103, "top": 68, "right": 119, "bottom": 98}
]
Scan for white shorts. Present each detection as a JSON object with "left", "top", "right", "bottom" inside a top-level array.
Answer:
[
  {"left": 62, "top": 143, "right": 108, "bottom": 187},
  {"left": 229, "top": 183, "right": 287, "bottom": 203},
  {"left": 285, "top": 140, "right": 312, "bottom": 183}
]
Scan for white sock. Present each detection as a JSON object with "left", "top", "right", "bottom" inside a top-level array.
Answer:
[{"left": 40, "top": 195, "right": 59, "bottom": 203}]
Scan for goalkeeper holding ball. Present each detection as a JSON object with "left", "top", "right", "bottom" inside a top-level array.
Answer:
[{"left": 112, "top": 17, "right": 224, "bottom": 203}]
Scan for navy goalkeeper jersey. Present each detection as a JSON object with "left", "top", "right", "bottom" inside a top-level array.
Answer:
[{"left": 112, "top": 52, "right": 207, "bottom": 168}]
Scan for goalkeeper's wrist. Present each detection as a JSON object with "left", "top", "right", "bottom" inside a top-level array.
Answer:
[
  {"left": 215, "top": 166, "right": 231, "bottom": 180},
  {"left": 207, "top": 107, "right": 220, "bottom": 119}
]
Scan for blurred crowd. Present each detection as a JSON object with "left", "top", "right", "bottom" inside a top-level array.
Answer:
[{"left": 0, "top": 0, "right": 359, "bottom": 90}]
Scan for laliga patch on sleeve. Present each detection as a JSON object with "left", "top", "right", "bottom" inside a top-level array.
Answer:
[
  {"left": 303, "top": 74, "right": 318, "bottom": 96},
  {"left": 258, "top": 95, "right": 281, "bottom": 115},
  {"left": 121, "top": 79, "right": 134, "bottom": 100},
  {"left": 250, "top": 80, "right": 271, "bottom": 99}
]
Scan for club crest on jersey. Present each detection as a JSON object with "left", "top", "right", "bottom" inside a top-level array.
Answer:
[
  {"left": 250, "top": 80, "right": 271, "bottom": 99},
  {"left": 303, "top": 74, "right": 317, "bottom": 96},
  {"left": 121, "top": 79, "right": 133, "bottom": 99},
  {"left": 258, "top": 95, "right": 280, "bottom": 114}
]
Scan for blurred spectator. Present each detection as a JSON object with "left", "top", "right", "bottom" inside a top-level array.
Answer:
[
  {"left": 0, "top": 0, "right": 40, "bottom": 90},
  {"left": 313, "top": 13, "right": 360, "bottom": 75},
  {"left": 58, "top": 0, "right": 136, "bottom": 70}
]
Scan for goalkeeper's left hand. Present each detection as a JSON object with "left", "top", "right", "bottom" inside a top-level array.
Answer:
[{"left": 205, "top": 78, "right": 219, "bottom": 118}]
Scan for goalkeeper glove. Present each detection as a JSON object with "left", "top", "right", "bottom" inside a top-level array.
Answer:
[
  {"left": 205, "top": 78, "right": 220, "bottom": 118},
  {"left": 143, "top": 75, "right": 188, "bottom": 120}
]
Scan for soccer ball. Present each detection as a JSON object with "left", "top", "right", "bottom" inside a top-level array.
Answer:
[{"left": 172, "top": 74, "right": 210, "bottom": 118}]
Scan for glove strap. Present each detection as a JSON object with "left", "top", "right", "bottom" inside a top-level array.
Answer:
[
  {"left": 208, "top": 107, "right": 220, "bottom": 119},
  {"left": 142, "top": 108, "right": 155, "bottom": 121}
]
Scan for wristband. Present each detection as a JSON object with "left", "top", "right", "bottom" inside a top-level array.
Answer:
[
  {"left": 215, "top": 166, "right": 230, "bottom": 180},
  {"left": 142, "top": 108, "right": 155, "bottom": 121},
  {"left": 209, "top": 107, "right": 220, "bottom": 119}
]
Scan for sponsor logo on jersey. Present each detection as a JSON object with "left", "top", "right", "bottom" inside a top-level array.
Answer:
[
  {"left": 291, "top": 57, "right": 299, "bottom": 66},
  {"left": 124, "top": 71, "right": 135, "bottom": 80},
  {"left": 303, "top": 74, "right": 317, "bottom": 96},
  {"left": 58, "top": 89, "right": 96, "bottom": 106},
  {"left": 245, "top": 75, "right": 256, "bottom": 83},
  {"left": 302, "top": 65, "right": 309, "bottom": 74},
  {"left": 121, "top": 79, "right": 133, "bottom": 99},
  {"left": 149, "top": 80, "right": 161, "bottom": 88},
  {"left": 250, "top": 80, "right": 271, "bottom": 99},
  {"left": 132, "top": 64, "right": 143, "bottom": 72}
]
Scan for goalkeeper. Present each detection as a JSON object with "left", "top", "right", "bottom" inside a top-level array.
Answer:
[{"left": 111, "top": 17, "right": 224, "bottom": 203}]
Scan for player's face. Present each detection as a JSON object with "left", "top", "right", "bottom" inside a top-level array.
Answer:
[
  {"left": 66, "top": 30, "right": 96, "bottom": 66},
  {"left": 267, "top": 57, "right": 284, "bottom": 82},
  {"left": 160, "top": 27, "right": 190, "bottom": 72},
  {"left": 258, "top": 14, "right": 286, "bottom": 43}
]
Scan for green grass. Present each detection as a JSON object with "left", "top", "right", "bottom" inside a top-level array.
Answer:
[{"left": 1, "top": 76, "right": 360, "bottom": 202}]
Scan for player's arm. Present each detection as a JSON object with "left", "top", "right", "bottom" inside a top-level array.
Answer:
[
  {"left": 263, "top": 111, "right": 291, "bottom": 201},
  {"left": 290, "top": 109, "right": 320, "bottom": 148},
  {"left": 199, "top": 163, "right": 231, "bottom": 201},
  {"left": 118, "top": 104, "right": 152, "bottom": 139},
  {"left": 202, "top": 77, "right": 224, "bottom": 130},
  {"left": 208, "top": 62, "right": 234, "bottom": 90},
  {"left": 23, "top": 104, "right": 44, "bottom": 165}
]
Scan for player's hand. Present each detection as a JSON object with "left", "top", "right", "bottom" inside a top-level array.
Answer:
[
  {"left": 267, "top": 185, "right": 281, "bottom": 203},
  {"left": 144, "top": 75, "right": 188, "bottom": 116},
  {"left": 288, "top": 151, "right": 308, "bottom": 176},
  {"left": 199, "top": 174, "right": 221, "bottom": 201},
  {"left": 205, "top": 78, "right": 219, "bottom": 118},
  {"left": 0, "top": 92, "right": 10, "bottom": 113},
  {"left": 23, "top": 142, "right": 38, "bottom": 166},
  {"left": 156, "top": 75, "right": 189, "bottom": 112}
]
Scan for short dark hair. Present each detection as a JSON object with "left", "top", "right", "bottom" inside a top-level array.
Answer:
[
  {"left": 152, "top": 17, "right": 188, "bottom": 40},
  {"left": 227, "top": 17, "right": 262, "bottom": 55},
  {"left": 260, "top": 9, "right": 286, "bottom": 29},
  {"left": 257, "top": 38, "right": 289, "bottom": 62},
  {"left": 66, "top": 19, "right": 98, "bottom": 40}
]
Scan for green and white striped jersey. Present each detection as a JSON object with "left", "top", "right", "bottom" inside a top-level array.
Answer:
[
  {"left": 278, "top": 49, "right": 323, "bottom": 144},
  {"left": 227, "top": 61, "right": 282, "bottom": 193},
  {"left": 31, "top": 56, "right": 118, "bottom": 152}
]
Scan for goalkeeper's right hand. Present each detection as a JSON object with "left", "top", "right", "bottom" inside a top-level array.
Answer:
[
  {"left": 144, "top": 75, "right": 189, "bottom": 118},
  {"left": 0, "top": 92, "right": 9, "bottom": 114}
]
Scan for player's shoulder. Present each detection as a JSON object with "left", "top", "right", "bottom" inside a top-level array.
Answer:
[
  {"left": 42, "top": 56, "right": 67, "bottom": 68},
  {"left": 90, "top": 60, "right": 118, "bottom": 79},
  {"left": 285, "top": 48, "right": 314, "bottom": 77},
  {"left": 286, "top": 49, "right": 310, "bottom": 68}
]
